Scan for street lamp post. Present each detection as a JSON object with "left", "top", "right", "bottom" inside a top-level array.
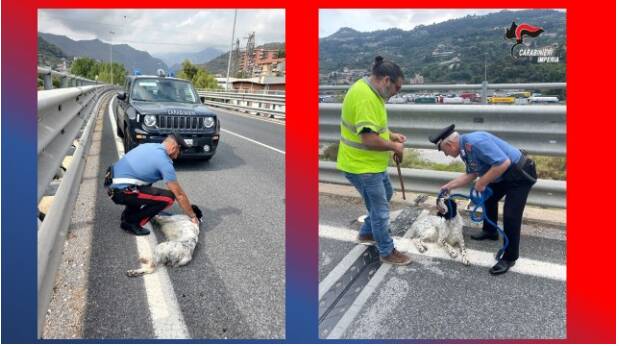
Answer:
[
  {"left": 225, "top": 10, "right": 238, "bottom": 91},
  {"left": 110, "top": 31, "right": 115, "bottom": 85}
]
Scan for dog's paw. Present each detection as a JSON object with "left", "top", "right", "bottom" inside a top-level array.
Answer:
[
  {"left": 127, "top": 269, "right": 144, "bottom": 277},
  {"left": 448, "top": 249, "right": 458, "bottom": 258},
  {"left": 462, "top": 258, "right": 471, "bottom": 266}
]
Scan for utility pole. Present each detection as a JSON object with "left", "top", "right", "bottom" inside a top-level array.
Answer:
[
  {"left": 109, "top": 31, "right": 115, "bottom": 85},
  {"left": 481, "top": 52, "right": 488, "bottom": 105},
  {"left": 225, "top": 10, "right": 238, "bottom": 91},
  {"left": 484, "top": 52, "right": 488, "bottom": 82}
]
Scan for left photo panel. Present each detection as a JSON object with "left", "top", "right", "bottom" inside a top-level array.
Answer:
[{"left": 37, "top": 9, "right": 286, "bottom": 339}]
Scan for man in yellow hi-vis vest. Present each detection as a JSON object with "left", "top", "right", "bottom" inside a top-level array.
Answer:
[{"left": 336, "top": 56, "right": 412, "bottom": 266}]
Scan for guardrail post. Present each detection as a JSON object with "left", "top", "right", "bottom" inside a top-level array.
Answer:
[
  {"left": 481, "top": 81, "right": 488, "bottom": 105},
  {"left": 43, "top": 73, "right": 53, "bottom": 90},
  {"left": 61, "top": 76, "right": 69, "bottom": 88}
]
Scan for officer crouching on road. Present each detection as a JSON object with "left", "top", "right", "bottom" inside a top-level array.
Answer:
[
  {"left": 104, "top": 133, "right": 200, "bottom": 236},
  {"left": 430, "top": 124, "right": 537, "bottom": 275}
]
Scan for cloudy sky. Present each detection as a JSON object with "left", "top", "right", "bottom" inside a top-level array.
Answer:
[
  {"left": 320, "top": 9, "right": 533, "bottom": 37},
  {"left": 38, "top": 9, "right": 285, "bottom": 55}
]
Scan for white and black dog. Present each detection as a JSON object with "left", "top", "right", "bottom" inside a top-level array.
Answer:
[
  {"left": 127, "top": 205, "right": 203, "bottom": 277},
  {"left": 410, "top": 195, "right": 470, "bottom": 265}
]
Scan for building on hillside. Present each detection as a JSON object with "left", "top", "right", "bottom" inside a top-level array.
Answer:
[
  {"left": 231, "top": 76, "right": 285, "bottom": 93},
  {"left": 215, "top": 77, "right": 242, "bottom": 90},
  {"left": 239, "top": 47, "right": 285, "bottom": 77},
  {"left": 410, "top": 73, "right": 425, "bottom": 84}
]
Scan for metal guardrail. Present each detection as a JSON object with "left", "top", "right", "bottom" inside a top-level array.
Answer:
[
  {"left": 38, "top": 86, "right": 108, "bottom": 202},
  {"left": 38, "top": 66, "right": 100, "bottom": 90},
  {"left": 37, "top": 86, "right": 114, "bottom": 336},
  {"left": 319, "top": 161, "right": 565, "bottom": 208},
  {"left": 319, "top": 104, "right": 566, "bottom": 156},
  {"left": 197, "top": 90, "right": 286, "bottom": 119}
]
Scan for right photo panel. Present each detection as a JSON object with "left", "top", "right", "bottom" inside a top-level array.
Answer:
[{"left": 318, "top": 9, "right": 566, "bottom": 340}]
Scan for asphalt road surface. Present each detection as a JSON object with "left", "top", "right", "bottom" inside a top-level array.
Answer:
[
  {"left": 45, "top": 97, "right": 285, "bottom": 339},
  {"left": 319, "top": 193, "right": 565, "bottom": 340}
]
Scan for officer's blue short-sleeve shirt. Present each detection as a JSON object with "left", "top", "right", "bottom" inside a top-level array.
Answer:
[
  {"left": 110, "top": 143, "right": 176, "bottom": 189},
  {"left": 459, "top": 132, "right": 521, "bottom": 181}
]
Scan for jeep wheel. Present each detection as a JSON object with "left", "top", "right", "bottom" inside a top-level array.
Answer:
[{"left": 123, "top": 127, "right": 136, "bottom": 153}]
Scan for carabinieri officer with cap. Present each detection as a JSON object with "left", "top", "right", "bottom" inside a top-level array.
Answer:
[
  {"left": 104, "top": 133, "right": 200, "bottom": 235},
  {"left": 429, "top": 124, "right": 537, "bottom": 275}
]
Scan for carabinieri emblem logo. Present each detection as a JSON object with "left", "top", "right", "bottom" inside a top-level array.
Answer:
[{"left": 505, "top": 21, "right": 544, "bottom": 59}]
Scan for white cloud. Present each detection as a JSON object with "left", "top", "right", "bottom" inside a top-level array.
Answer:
[
  {"left": 38, "top": 9, "right": 285, "bottom": 55},
  {"left": 320, "top": 9, "right": 521, "bottom": 37}
]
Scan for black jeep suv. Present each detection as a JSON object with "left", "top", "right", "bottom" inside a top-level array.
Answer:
[{"left": 115, "top": 74, "right": 220, "bottom": 160}]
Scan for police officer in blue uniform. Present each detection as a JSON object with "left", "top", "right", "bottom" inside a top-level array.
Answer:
[
  {"left": 104, "top": 134, "right": 200, "bottom": 236},
  {"left": 430, "top": 124, "right": 537, "bottom": 275}
]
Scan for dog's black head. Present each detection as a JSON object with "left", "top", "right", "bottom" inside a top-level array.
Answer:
[
  {"left": 437, "top": 198, "right": 458, "bottom": 220},
  {"left": 191, "top": 204, "right": 203, "bottom": 222}
]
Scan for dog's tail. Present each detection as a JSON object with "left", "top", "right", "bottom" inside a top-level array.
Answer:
[{"left": 127, "top": 256, "right": 157, "bottom": 277}]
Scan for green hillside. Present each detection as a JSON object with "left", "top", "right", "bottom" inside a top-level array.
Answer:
[
  {"left": 38, "top": 35, "right": 70, "bottom": 67},
  {"left": 319, "top": 10, "right": 566, "bottom": 83}
]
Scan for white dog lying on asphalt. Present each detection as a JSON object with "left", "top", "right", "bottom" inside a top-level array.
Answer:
[
  {"left": 410, "top": 195, "right": 470, "bottom": 265},
  {"left": 127, "top": 205, "right": 203, "bottom": 277}
]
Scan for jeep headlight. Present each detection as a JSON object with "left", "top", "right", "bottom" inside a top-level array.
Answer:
[
  {"left": 144, "top": 115, "right": 157, "bottom": 127},
  {"left": 203, "top": 116, "right": 215, "bottom": 128}
]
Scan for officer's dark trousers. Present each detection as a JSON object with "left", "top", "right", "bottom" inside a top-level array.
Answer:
[
  {"left": 110, "top": 186, "right": 175, "bottom": 227},
  {"left": 482, "top": 164, "right": 537, "bottom": 262}
]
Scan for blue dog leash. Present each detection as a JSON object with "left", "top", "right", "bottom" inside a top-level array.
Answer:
[{"left": 439, "top": 187, "right": 508, "bottom": 260}]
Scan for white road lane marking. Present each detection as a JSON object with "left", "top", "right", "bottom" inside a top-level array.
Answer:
[
  {"left": 108, "top": 97, "right": 190, "bottom": 339},
  {"left": 319, "top": 210, "right": 404, "bottom": 301},
  {"left": 319, "top": 244, "right": 367, "bottom": 300},
  {"left": 319, "top": 224, "right": 566, "bottom": 281},
  {"left": 221, "top": 128, "right": 285, "bottom": 155},
  {"left": 326, "top": 262, "right": 392, "bottom": 339}
]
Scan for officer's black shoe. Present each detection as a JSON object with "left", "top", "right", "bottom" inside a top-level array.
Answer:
[
  {"left": 489, "top": 259, "right": 516, "bottom": 275},
  {"left": 470, "top": 230, "right": 499, "bottom": 241},
  {"left": 120, "top": 221, "right": 150, "bottom": 236}
]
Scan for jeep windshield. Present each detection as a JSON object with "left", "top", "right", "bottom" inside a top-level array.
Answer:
[{"left": 131, "top": 78, "right": 200, "bottom": 104}]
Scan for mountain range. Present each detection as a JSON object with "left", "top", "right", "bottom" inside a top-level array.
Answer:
[
  {"left": 156, "top": 47, "right": 224, "bottom": 72},
  {"left": 39, "top": 32, "right": 168, "bottom": 74},
  {"left": 319, "top": 10, "right": 566, "bottom": 83}
]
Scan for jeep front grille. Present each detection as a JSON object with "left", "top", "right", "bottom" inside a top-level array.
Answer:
[{"left": 157, "top": 115, "right": 205, "bottom": 130}]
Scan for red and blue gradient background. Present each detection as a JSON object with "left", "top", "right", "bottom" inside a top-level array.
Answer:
[{"left": 1, "top": 0, "right": 615, "bottom": 343}]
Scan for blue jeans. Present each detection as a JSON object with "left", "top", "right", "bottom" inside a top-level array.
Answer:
[{"left": 344, "top": 172, "right": 394, "bottom": 257}]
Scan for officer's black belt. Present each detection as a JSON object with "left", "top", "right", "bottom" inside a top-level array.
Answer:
[{"left": 505, "top": 150, "right": 537, "bottom": 184}]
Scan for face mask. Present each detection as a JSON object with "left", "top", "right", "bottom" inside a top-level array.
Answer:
[{"left": 378, "top": 83, "right": 392, "bottom": 101}]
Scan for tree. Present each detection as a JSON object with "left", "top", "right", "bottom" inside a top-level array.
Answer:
[
  {"left": 177, "top": 59, "right": 199, "bottom": 81},
  {"left": 70, "top": 57, "right": 97, "bottom": 80},
  {"left": 192, "top": 68, "right": 219, "bottom": 89},
  {"left": 176, "top": 59, "right": 220, "bottom": 89}
]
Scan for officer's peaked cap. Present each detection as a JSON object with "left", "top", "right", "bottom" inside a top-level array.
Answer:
[{"left": 429, "top": 124, "right": 456, "bottom": 151}]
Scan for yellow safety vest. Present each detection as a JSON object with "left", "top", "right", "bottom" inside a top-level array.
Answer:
[{"left": 336, "top": 78, "right": 391, "bottom": 174}]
